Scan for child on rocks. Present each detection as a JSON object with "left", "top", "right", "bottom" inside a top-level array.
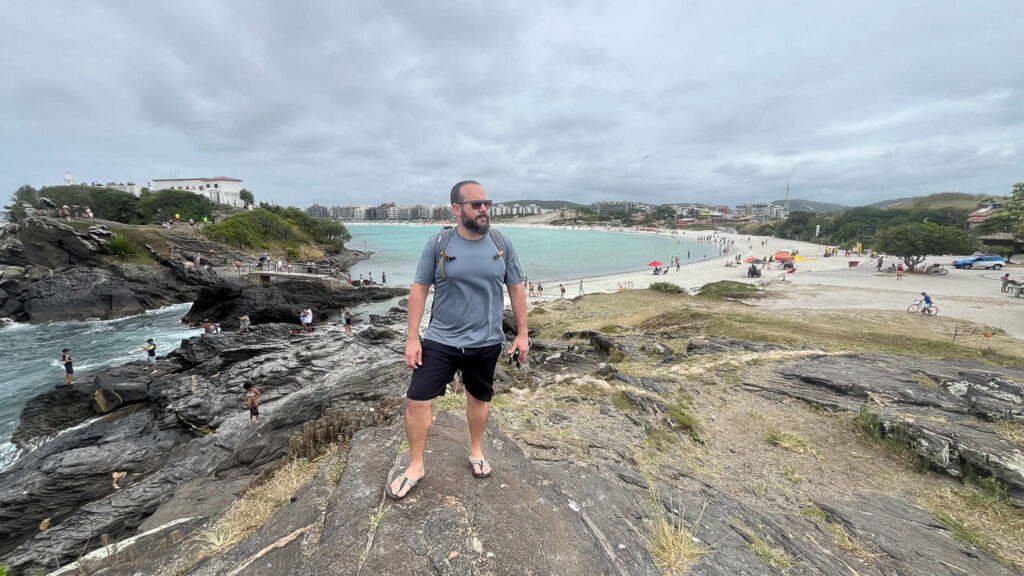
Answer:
[{"left": 244, "top": 382, "right": 262, "bottom": 424}]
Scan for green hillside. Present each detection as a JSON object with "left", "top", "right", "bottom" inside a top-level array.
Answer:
[
  {"left": 868, "top": 192, "right": 989, "bottom": 211},
  {"left": 770, "top": 199, "right": 849, "bottom": 213}
]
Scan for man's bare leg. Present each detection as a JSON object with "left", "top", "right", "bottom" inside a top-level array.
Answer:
[
  {"left": 390, "top": 399, "right": 432, "bottom": 497},
  {"left": 467, "top": 393, "right": 491, "bottom": 476}
]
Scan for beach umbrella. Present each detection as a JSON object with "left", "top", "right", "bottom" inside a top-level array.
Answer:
[
  {"left": 648, "top": 260, "right": 664, "bottom": 267},
  {"left": 774, "top": 252, "right": 794, "bottom": 261},
  {"left": 743, "top": 257, "right": 759, "bottom": 263}
]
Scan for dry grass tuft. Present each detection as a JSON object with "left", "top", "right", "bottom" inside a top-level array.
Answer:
[
  {"left": 919, "top": 485, "right": 1024, "bottom": 570},
  {"left": 194, "top": 458, "right": 317, "bottom": 555},
  {"left": 910, "top": 373, "right": 941, "bottom": 389},
  {"left": 765, "top": 427, "right": 817, "bottom": 457},
  {"left": 746, "top": 531, "right": 793, "bottom": 574},
  {"left": 994, "top": 420, "right": 1024, "bottom": 447},
  {"left": 645, "top": 499, "right": 709, "bottom": 575}
]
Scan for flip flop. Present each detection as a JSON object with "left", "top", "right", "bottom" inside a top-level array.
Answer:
[
  {"left": 469, "top": 458, "right": 492, "bottom": 479},
  {"left": 385, "top": 473, "right": 422, "bottom": 500}
]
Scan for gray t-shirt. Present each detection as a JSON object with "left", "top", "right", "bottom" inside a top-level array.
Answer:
[{"left": 414, "top": 230, "right": 525, "bottom": 347}]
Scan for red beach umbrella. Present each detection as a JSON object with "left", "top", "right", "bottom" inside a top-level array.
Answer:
[
  {"left": 648, "top": 261, "right": 664, "bottom": 267},
  {"left": 743, "top": 257, "right": 759, "bottom": 263}
]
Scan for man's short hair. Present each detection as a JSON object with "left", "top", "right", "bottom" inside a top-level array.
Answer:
[{"left": 451, "top": 180, "right": 481, "bottom": 205}]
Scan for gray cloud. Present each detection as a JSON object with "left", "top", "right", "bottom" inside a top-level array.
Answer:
[{"left": 2, "top": 0, "right": 1021, "bottom": 208}]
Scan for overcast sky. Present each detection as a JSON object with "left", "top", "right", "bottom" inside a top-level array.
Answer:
[{"left": 2, "top": 1, "right": 1022, "bottom": 209}]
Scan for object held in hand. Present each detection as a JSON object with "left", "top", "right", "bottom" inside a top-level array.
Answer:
[{"left": 508, "top": 349, "right": 520, "bottom": 369}]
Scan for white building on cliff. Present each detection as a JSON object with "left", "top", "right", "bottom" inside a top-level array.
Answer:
[{"left": 151, "top": 176, "right": 245, "bottom": 207}]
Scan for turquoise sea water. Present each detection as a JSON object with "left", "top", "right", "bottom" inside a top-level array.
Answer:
[{"left": 348, "top": 223, "right": 711, "bottom": 286}]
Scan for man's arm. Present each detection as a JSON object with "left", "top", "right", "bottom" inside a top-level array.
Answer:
[
  {"left": 406, "top": 283, "right": 430, "bottom": 368},
  {"left": 507, "top": 281, "right": 530, "bottom": 360}
]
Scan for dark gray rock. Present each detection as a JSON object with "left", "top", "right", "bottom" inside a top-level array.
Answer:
[
  {"left": 687, "top": 336, "right": 787, "bottom": 356},
  {"left": 750, "top": 351, "right": 1024, "bottom": 504},
  {"left": 181, "top": 277, "right": 407, "bottom": 329}
]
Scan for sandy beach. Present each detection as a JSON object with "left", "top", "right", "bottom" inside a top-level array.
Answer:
[{"left": 520, "top": 228, "right": 1024, "bottom": 340}]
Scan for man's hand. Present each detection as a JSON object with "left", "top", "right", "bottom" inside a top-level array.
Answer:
[
  {"left": 405, "top": 339, "right": 422, "bottom": 369},
  {"left": 510, "top": 334, "right": 530, "bottom": 363}
]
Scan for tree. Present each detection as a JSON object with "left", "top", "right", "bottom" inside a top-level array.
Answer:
[
  {"left": 980, "top": 182, "right": 1024, "bottom": 236},
  {"left": 6, "top": 185, "right": 38, "bottom": 221},
  {"left": 874, "top": 223, "right": 973, "bottom": 271},
  {"left": 239, "top": 189, "right": 254, "bottom": 207}
]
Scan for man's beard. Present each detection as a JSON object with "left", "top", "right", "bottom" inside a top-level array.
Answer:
[{"left": 461, "top": 211, "right": 490, "bottom": 235}]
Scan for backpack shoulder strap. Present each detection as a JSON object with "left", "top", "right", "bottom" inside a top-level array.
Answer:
[
  {"left": 488, "top": 229, "right": 509, "bottom": 267},
  {"left": 433, "top": 226, "right": 456, "bottom": 278}
]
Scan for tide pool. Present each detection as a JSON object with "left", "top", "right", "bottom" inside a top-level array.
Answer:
[{"left": 347, "top": 224, "right": 713, "bottom": 287}]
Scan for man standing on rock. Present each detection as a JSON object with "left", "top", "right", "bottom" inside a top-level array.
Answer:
[{"left": 387, "top": 180, "right": 529, "bottom": 500}]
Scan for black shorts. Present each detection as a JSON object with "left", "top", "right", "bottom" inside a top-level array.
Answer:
[
  {"left": 65, "top": 363, "right": 74, "bottom": 374},
  {"left": 407, "top": 340, "right": 503, "bottom": 402},
  {"left": 249, "top": 405, "right": 260, "bottom": 416}
]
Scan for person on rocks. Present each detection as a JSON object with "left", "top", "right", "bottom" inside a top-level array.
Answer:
[
  {"left": 203, "top": 319, "right": 220, "bottom": 334},
  {"left": 237, "top": 313, "right": 251, "bottom": 334},
  {"left": 342, "top": 306, "right": 353, "bottom": 335},
  {"left": 243, "top": 382, "right": 262, "bottom": 424},
  {"left": 300, "top": 307, "right": 313, "bottom": 333},
  {"left": 61, "top": 348, "right": 76, "bottom": 385},
  {"left": 387, "top": 180, "right": 529, "bottom": 501},
  {"left": 382, "top": 271, "right": 387, "bottom": 287},
  {"left": 235, "top": 259, "right": 242, "bottom": 274},
  {"left": 140, "top": 338, "right": 157, "bottom": 374}
]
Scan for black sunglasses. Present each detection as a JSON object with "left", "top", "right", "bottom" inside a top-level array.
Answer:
[{"left": 456, "top": 200, "right": 493, "bottom": 209}]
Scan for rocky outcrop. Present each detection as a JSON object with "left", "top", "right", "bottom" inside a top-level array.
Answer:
[
  {"left": 180, "top": 277, "right": 409, "bottom": 329},
  {"left": 0, "top": 217, "right": 371, "bottom": 324},
  {"left": 3, "top": 323, "right": 1022, "bottom": 575},
  {"left": 0, "top": 314, "right": 411, "bottom": 573},
  {"left": 752, "top": 351, "right": 1024, "bottom": 503}
]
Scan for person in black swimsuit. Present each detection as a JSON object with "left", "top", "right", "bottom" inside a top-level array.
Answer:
[{"left": 61, "top": 348, "right": 76, "bottom": 385}]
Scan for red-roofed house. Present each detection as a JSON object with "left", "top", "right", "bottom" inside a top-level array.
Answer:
[{"left": 966, "top": 202, "right": 1004, "bottom": 230}]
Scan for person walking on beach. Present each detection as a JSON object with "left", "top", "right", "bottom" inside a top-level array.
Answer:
[
  {"left": 578, "top": 279, "right": 584, "bottom": 295},
  {"left": 243, "top": 382, "right": 262, "bottom": 424},
  {"left": 387, "top": 180, "right": 529, "bottom": 501},
  {"left": 876, "top": 257, "right": 883, "bottom": 271},
  {"left": 342, "top": 306, "right": 353, "bottom": 334},
  {"left": 528, "top": 281, "right": 535, "bottom": 297},
  {"left": 61, "top": 348, "right": 76, "bottom": 385},
  {"left": 141, "top": 339, "right": 157, "bottom": 374},
  {"left": 559, "top": 284, "right": 565, "bottom": 298},
  {"left": 537, "top": 283, "right": 543, "bottom": 298}
]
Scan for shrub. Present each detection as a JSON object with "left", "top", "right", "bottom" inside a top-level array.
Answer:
[
  {"left": 649, "top": 282, "right": 685, "bottom": 294},
  {"left": 106, "top": 234, "right": 139, "bottom": 258},
  {"left": 202, "top": 209, "right": 350, "bottom": 253},
  {"left": 697, "top": 280, "right": 762, "bottom": 299}
]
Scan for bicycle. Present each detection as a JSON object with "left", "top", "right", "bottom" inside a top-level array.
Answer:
[{"left": 907, "top": 300, "right": 938, "bottom": 316}]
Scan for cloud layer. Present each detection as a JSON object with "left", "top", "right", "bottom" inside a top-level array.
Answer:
[{"left": 2, "top": 0, "right": 1021, "bottom": 208}]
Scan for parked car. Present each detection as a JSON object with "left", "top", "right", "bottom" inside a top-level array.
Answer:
[{"left": 952, "top": 255, "right": 1005, "bottom": 270}]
